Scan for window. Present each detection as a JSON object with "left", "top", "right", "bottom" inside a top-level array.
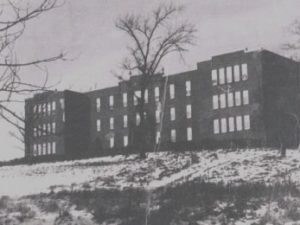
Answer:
[
  {"left": 235, "top": 91, "right": 241, "bottom": 106},
  {"left": 38, "top": 144, "right": 42, "bottom": 155},
  {"left": 228, "top": 93, "right": 234, "bottom": 107},
  {"left": 187, "top": 127, "right": 192, "bottom": 141},
  {"left": 155, "top": 86, "right": 160, "bottom": 102},
  {"left": 234, "top": 65, "right": 240, "bottom": 82},
  {"left": 109, "top": 95, "right": 114, "bottom": 109},
  {"left": 43, "top": 143, "right": 46, "bottom": 155},
  {"left": 220, "top": 94, "right": 226, "bottom": 108},
  {"left": 47, "top": 143, "right": 51, "bottom": 155},
  {"left": 170, "top": 107, "right": 175, "bottom": 121},
  {"left": 33, "top": 128, "right": 37, "bottom": 137},
  {"left": 186, "top": 80, "right": 191, "bottom": 96},
  {"left": 219, "top": 68, "right": 225, "bottom": 84},
  {"left": 136, "top": 113, "right": 141, "bottom": 126},
  {"left": 52, "top": 122, "right": 56, "bottom": 134},
  {"left": 243, "top": 90, "right": 249, "bottom": 105},
  {"left": 186, "top": 104, "right": 192, "bottom": 119},
  {"left": 97, "top": 119, "right": 101, "bottom": 132},
  {"left": 96, "top": 98, "right": 101, "bottom": 112},
  {"left": 52, "top": 101, "right": 56, "bottom": 111},
  {"left": 221, "top": 118, "right": 227, "bottom": 133},
  {"left": 244, "top": 115, "right": 250, "bottom": 130},
  {"left": 241, "top": 63, "right": 248, "bottom": 80},
  {"left": 226, "top": 66, "right": 233, "bottom": 83},
  {"left": 155, "top": 110, "right": 160, "bottom": 123},
  {"left": 171, "top": 129, "right": 176, "bottom": 142},
  {"left": 43, "top": 104, "right": 46, "bottom": 115},
  {"left": 33, "top": 105, "right": 37, "bottom": 114},
  {"left": 144, "top": 89, "right": 148, "bottom": 104},
  {"left": 43, "top": 124, "right": 46, "bottom": 136},
  {"left": 229, "top": 117, "right": 235, "bottom": 132},
  {"left": 213, "top": 95, "right": 219, "bottom": 110},
  {"left": 33, "top": 144, "right": 37, "bottom": 156},
  {"left": 236, "top": 116, "right": 242, "bottom": 131},
  {"left": 123, "top": 115, "right": 128, "bottom": 128},
  {"left": 120, "top": 135, "right": 127, "bottom": 147},
  {"left": 110, "top": 137, "right": 114, "bottom": 148},
  {"left": 213, "top": 119, "right": 220, "bottom": 134},
  {"left": 134, "top": 90, "right": 141, "bottom": 106},
  {"left": 38, "top": 125, "right": 41, "bottom": 137},
  {"left": 169, "top": 84, "right": 175, "bottom": 99},
  {"left": 47, "top": 123, "right": 51, "bottom": 134},
  {"left": 123, "top": 93, "right": 127, "bottom": 107},
  {"left": 38, "top": 104, "right": 42, "bottom": 113},
  {"left": 211, "top": 69, "right": 218, "bottom": 86},
  {"left": 60, "top": 98, "right": 64, "bottom": 110},
  {"left": 52, "top": 142, "right": 56, "bottom": 154},
  {"left": 156, "top": 132, "right": 160, "bottom": 144},
  {"left": 110, "top": 117, "right": 114, "bottom": 130},
  {"left": 47, "top": 103, "right": 51, "bottom": 115},
  {"left": 62, "top": 112, "right": 65, "bottom": 122}
]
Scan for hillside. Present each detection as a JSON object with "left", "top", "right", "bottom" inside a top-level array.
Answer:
[
  {"left": 1, "top": 149, "right": 300, "bottom": 224},
  {"left": 0, "top": 148, "right": 299, "bottom": 197}
]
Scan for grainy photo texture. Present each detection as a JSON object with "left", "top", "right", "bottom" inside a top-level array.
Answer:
[{"left": 1, "top": 0, "right": 300, "bottom": 224}]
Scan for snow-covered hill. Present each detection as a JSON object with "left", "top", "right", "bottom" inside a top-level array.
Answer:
[{"left": 1, "top": 148, "right": 300, "bottom": 197}]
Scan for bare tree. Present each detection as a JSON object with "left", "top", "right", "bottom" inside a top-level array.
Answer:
[
  {"left": 283, "top": 20, "right": 300, "bottom": 60},
  {"left": 115, "top": 3, "right": 196, "bottom": 158},
  {"left": 0, "top": 0, "right": 65, "bottom": 149}
]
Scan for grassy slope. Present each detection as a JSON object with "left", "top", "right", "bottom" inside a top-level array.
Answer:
[{"left": 1, "top": 148, "right": 300, "bottom": 224}]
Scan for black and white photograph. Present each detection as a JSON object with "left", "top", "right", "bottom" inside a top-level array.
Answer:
[{"left": 1, "top": 0, "right": 300, "bottom": 224}]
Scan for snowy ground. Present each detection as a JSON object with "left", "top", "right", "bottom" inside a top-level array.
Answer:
[{"left": 0, "top": 148, "right": 300, "bottom": 197}]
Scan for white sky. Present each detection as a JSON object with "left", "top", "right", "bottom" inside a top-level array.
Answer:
[{"left": 1, "top": 0, "right": 300, "bottom": 160}]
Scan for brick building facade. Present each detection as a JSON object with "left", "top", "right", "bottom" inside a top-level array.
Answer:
[{"left": 24, "top": 49, "right": 300, "bottom": 158}]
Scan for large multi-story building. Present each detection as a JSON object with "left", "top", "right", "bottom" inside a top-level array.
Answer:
[{"left": 24, "top": 49, "right": 300, "bottom": 158}]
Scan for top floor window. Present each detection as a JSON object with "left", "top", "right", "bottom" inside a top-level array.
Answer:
[
  {"left": 47, "top": 103, "right": 51, "bottom": 115},
  {"left": 144, "top": 89, "right": 148, "bottom": 104},
  {"left": 134, "top": 90, "right": 141, "bottom": 106},
  {"left": 226, "top": 66, "right": 233, "bottom": 83},
  {"left": 155, "top": 86, "right": 160, "bottom": 102},
  {"left": 109, "top": 95, "right": 114, "bottom": 109},
  {"left": 96, "top": 98, "right": 101, "bottom": 112},
  {"left": 52, "top": 101, "right": 56, "bottom": 112},
  {"left": 186, "top": 80, "right": 191, "bottom": 96},
  {"left": 169, "top": 84, "right": 175, "bottom": 99},
  {"left": 234, "top": 65, "right": 240, "bottom": 82},
  {"left": 123, "top": 93, "right": 127, "bottom": 107},
  {"left": 241, "top": 63, "right": 248, "bottom": 80},
  {"left": 59, "top": 98, "right": 64, "bottom": 110},
  {"left": 219, "top": 68, "right": 225, "bottom": 84},
  {"left": 211, "top": 69, "right": 217, "bottom": 86}
]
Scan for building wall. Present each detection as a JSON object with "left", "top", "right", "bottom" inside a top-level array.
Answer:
[
  {"left": 261, "top": 50, "right": 300, "bottom": 148},
  {"left": 64, "top": 90, "right": 91, "bottom": 158}
]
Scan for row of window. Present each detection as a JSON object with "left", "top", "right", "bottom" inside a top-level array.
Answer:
[
  {"left": 166, "top": 127, "right": 193, "bottom": 143},
  {"left": 169, "top": 80, "right": 191, "bottom": 99},
  {"left": 33, "top": 123, "right": 56, "bottom": 137},
  {"left": 32, "top": 142, "right": 56, "bottom": 156},
  {"left": 95, "top": 80, "right": 192, "bottom": 112},
  {"left": 107, "top": 127, "right": 193, "bottom": 149},
  {"left": 32, "top": 99, "right": 64, "bottom": 116},
  {"left": 213, "top": 115, "right": 250, "bottom": 134},
  {"left": 96, "top": 105, "right": 193, "bottom": 132},
  {"left": 213, "top": 90, "right": 249, "bottom": 109},
  {"left": 212, "top": 63, "right": 248, "bottom": 86}
]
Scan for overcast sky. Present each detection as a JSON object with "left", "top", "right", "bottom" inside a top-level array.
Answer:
[{"left": 1, "top": 0, "right": 300, "bottom": 160}]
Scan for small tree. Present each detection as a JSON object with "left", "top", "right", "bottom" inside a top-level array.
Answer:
[
  {"left": 115, "top": 3, "right": 196, "bottom": 158},
  {"left": 0, "top": 0, "right": 65, "bottom": 150}
]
